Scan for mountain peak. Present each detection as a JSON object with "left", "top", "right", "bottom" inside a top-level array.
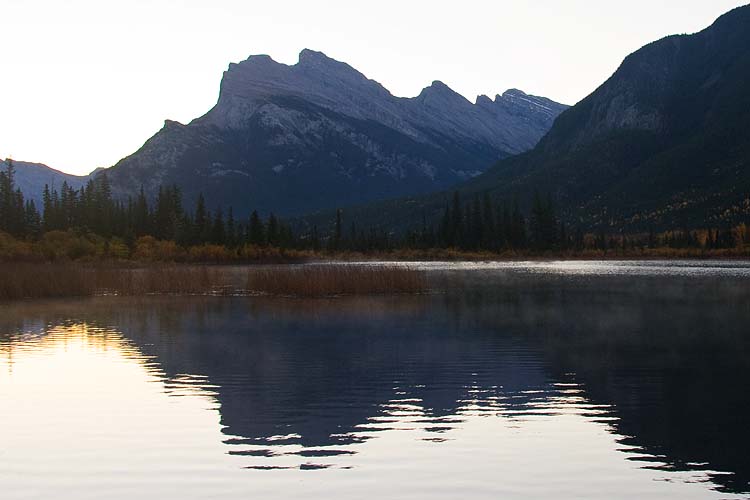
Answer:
[
  {"left": 235, "top": 53, "right": 278, "bottom": 69},
  {"left": 476, "top": 94, "right": 493, "bottom": 106},
  {"left": 298, "top": 48, "right": 333, "bottom": 64},
  {"left": 502, "top": 89, "right": 528, "bottom": 99},
  {"left": 127, "top": 48, "right": 565, "bottom": 217},
  {"left": 418, "top": 80, "right": 469, "bottom": 104}
]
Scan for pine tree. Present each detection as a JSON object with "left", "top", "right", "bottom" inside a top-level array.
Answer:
[
  {"left": 24, "top": 200, "right": 41, "bottom": 238},
  {"left": 267, "top": 213, "right": 279, "bottom": 247},
  {"left": 469, "top": 195, "right": 482, "bottom": 250},
  {"left": 332, "top": 209, "right": 342, "bottom": 250},
  {"left": 0, "top": 159, "right": 20, "bottom": 235},
  {"left": 135, "top": 186, "right": 150, "bottom": 236},
  {"left": 211, "top": 209, "right": 226, "bottom": 245},
  {"left": 0, "top": 160, "right": 11, "bottom": 233},
  {"left": 440, "top": 202, "right": 451, "bottom": 247},
  {"left": 510, "top": 199, "right": 526, "bottom": 248},
  {"left": 194, "top": 194, "right": 208, "bottom": 244},
  {"left": 248, "top": 210, "right": 264, "bottom": 246},
  {"left": 451, "top": 191, "right": 462, "bottom": 248},
  {"left": 226, "top": 207, "right": 236, "bottom": 247},
  {"left": 311, "top": 225, "right": 320, "bottom": 251},
  {"left": 481, "top": 193, "right": 495, "bottom": 250}
]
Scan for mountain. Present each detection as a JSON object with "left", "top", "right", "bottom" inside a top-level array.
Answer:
[
  {"left": 104, "top": 49, "right": 566, "bottom": 216},
  {"left": 329, "top": 5, "right": 750, "bottom": 234},
  {"left": 467, "top": 5, "right": 750, "bottom": 231},
  {"left": 0, "top": 160, "right": 90, "bottom": 207}
]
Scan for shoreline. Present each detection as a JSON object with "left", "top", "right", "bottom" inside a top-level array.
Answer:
[
  {"left": 2, "top": 258, "right": 749, "bottom": 303},
  {"left": 3, "top": 249, "right": 750, "bottom": 266}
]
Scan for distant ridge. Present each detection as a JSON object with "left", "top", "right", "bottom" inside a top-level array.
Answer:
[{"left": 0, "top": 159, "right": 91, "bottom": 207}]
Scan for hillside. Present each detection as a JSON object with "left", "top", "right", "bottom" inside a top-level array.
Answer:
[{"left": 469, "top": 4, "right": 750, "bottom": 231}]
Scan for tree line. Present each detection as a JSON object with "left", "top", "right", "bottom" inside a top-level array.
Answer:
[
  {"left": 1, "top": 159, "right": 748, "bottom": 256},
  {"left": 1, "top": 160, "right": 295, "bottom": 249}
]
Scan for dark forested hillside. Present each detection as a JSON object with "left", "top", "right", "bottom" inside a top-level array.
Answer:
[{"left": 468, "top": 4, "right": 750, "bottom": 231}]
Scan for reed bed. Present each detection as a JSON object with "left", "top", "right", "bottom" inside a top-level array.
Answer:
[
  {"left": 245, "top": 264, "right": 427, "bottom": 297},
  {"left": 92, "top": 266, "right": 234, "bottom": 296},
  {"left": 0, "top": 263, "right": 427, "bottom": 301},
  {"left": 0, "top": 263, "right": 236, "bottom": 301},
  {"left": 0, "top": 263, "right": 95, "bottom": 301}
]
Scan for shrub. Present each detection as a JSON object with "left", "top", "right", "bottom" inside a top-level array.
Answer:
[
  {"left": 38, "top": 231, "right": 98, "bottom": 261},
  {"left": 0, "top": 232, "right": 33, "bottom": 260},
  {"left": 133, "top": 236, "right": 185, "bottom": 262}
]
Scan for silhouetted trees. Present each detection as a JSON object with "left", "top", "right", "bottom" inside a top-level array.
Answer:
[
  {"left": 0, "top": 161, "right": 300, "bottom": 251},
  {"left": 0, "top": 159, "right": 27, "bottom": 236},
  {"left": 2, "top": 159, "right": 748, "bottom": 257}
]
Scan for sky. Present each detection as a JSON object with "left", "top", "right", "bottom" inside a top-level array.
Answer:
[{"left": 2, "top": 0, "right": 747, "bottom": 175}]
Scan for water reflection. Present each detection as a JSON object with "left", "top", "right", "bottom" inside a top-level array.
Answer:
[{"left": 1, "top": 263, "right": 749, "bottom": 499}]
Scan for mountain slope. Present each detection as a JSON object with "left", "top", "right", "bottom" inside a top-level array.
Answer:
[
  {"left": 469, "top": 5, "right": 750, "bottom": 230},
  {"left": 104, "top": 49, "right": 566, "bottom": 216},
  {"left": 331, "top": 5, "right": 750, "bottom": 234}
]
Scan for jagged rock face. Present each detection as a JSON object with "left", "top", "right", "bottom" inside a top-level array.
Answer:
[
  {"left": 105, "top": 49, "right": 566, "bottom": 216},
  {"left": 1, "top": 160, "right": 90, "bottom": 207}
]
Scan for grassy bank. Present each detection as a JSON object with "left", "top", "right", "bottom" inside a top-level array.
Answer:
[{"left": 0, "top": 263, "right": 427, "bottom": 301}]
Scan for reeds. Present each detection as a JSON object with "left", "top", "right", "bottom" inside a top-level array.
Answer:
[
  {"left": 0, "top": 263, "right": 235, "bottom": 301},
  {"left": 92, "top": 266, "right": 233, "bottom": 296},
  {"left": 0, "top": 263, "right": 428, "bottom": 301},
  {"left": 245, "top": 264, "right": 427, "bottom": 297},
  {"left": 0, "top": 263, "right": 95, "bottom": 300}
]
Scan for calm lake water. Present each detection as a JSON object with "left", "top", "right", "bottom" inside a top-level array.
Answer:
[{"left": 1, "top": 261, "right": 749, "bottom": 499}]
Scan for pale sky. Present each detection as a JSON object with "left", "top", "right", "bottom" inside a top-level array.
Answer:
[{"left": 2, "top": 0, "right": 747, "bottom": 175}]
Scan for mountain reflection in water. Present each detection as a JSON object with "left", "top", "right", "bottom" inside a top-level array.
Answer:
[{"left": 1, "top": 263, "right": 749, "bottom": 499}]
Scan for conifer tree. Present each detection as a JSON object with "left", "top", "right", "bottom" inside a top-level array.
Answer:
[
  {"left": 248, "top": 210, "right": 264, "bottom": 246},
  {"left": 211, "top": 209, "right": 226, "bottom": 245},
  {"left": 226, "top": 207, "right": 236, "bottom": 247},
  {"left": 267, "top": 213, "right": 279, "bottom": 247},
  {"left": 331, "top": 209, "right": 342, "bottom": 250}
]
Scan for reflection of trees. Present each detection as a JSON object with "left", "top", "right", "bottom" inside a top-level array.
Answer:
[
  {"left": 475, "top": 274, "right": 750, "bottom": 495},
  {"left": 1, "top": 296, "right": 555, "bottom": 449},
  {"left": 104, "top": 296, "right": 554, "bottom": 449}
]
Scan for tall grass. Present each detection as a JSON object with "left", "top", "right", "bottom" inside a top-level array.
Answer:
[
  {"left": 0, "top": 264, "right": 235, "bottom": 301},
  {"left": 0, "top": 263, "right": 95, "bottom": 300},
  {"left": 92, "top": 266, "right": 234, "bottom": 296},
  {"left": 0, "top": 263, "right": 427, "bottom": 301},
  {"left": 245, "top": 264, "right": 427, "bottom": 297}
]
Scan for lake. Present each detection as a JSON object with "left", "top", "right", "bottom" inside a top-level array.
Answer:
[{"left": 1, "top": 261, "right": 749, "bottom": 499}]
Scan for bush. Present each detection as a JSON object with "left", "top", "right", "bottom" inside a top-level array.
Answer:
[
  {"left": 187, "top": 244, "right": 234, "bottom": 263},
  {"left": 0, "top": 232, "right": 33, "bottom": 260},
  {"left": 38, "top": 231, "right": 98, "bottom": 261},
  {"left": 106, "top": 238, "right": 131, "bottom": 260},
  {"left": 133, "top": 236, "right": 185, "bottom": 262}
]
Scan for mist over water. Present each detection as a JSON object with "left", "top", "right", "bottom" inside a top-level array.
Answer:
[{"left": 1, "top": 261, "right": 749, "bottom": 499}]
